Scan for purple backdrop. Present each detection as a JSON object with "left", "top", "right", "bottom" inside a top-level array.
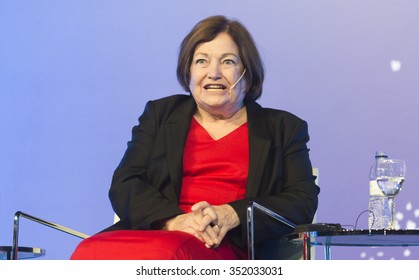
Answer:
[{"left": 1, "top": 0, "right": 418, "bottom": 260}]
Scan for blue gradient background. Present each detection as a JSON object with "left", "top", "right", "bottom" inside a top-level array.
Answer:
[{"left": 1, "top": 1, "right": 419, "bottom": 260}]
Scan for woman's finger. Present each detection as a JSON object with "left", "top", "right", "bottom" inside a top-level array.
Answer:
[
  {"left": 202, "top": 207, "right": 218, "bottom": 221},
  {"left": 199, "top": 210, "right": 218, "bottom": 231},
  {"left": 184, "top": 212, "right": 218, "bottom": 247},
  {"left": 191, "top": 201, "right": 211, "bottom": 212}
]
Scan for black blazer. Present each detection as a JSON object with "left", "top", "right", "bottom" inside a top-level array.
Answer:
[{"left": 108, "top": 94, "right": 319, "bottom": 247}]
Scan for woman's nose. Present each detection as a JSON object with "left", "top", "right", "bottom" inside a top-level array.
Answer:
[{"left": 207, "top": 62, "right": 222, "bottom": 80}]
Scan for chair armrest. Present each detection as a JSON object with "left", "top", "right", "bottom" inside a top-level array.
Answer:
[
  {"left": 246, "top": 201, "right": 296, "bottom": 260},
  {"left": 11, "top": 211, "right": 89, "bottom": 260}
]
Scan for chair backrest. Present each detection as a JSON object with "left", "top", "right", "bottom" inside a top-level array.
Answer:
[
  {"left": 114, "top": 213, "right": 120, "bottom": 224},
  {"left": 312, "top": 167, "right": 319, "bottom": 223},
  {"left": 313, "top": 167, "right": 319, "bottom": 186},
  {"left": 310, "top": 167, "right": 318, "bottom": 259}
]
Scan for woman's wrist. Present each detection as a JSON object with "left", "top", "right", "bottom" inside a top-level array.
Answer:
[
  {"left": 151, "top": 217, "right": 173, "bottom": 230},
  {"left": 216, "top": 204, "right": 240, "bottom": 229}
]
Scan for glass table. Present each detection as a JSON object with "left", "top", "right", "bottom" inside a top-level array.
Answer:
[
  {"left": 287, "top": 229, "right": 419, "bottom": 260},
  {"left": 0, "top": 246, "right": 45, "bottom": 260}
]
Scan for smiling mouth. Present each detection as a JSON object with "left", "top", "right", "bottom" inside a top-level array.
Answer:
[{"left": 203, "top": 84, "right": 227, "bottom": 91}]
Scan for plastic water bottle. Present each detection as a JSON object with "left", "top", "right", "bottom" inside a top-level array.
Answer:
[{"left": 368, "top": 151, "right": 391, "bottom": 229}]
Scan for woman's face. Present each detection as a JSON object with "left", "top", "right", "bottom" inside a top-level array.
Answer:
[{"left": 189, "top": 32, "right": 246, "bottom": 116}]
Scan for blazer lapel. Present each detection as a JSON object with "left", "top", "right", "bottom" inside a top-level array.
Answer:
[{"left": 246, "top": 101, "right": 272, "bottom": 197}]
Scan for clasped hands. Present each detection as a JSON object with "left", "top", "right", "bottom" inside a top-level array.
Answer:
[{"left": 163, "top": 201, "right": 240, "bottom": 248}]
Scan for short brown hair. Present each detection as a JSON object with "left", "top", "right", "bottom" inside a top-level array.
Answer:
[{"left": 177, "top": 15, "right": 264, "bottom": 101}]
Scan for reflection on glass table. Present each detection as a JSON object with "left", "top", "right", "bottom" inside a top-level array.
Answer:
[
  {"left": 0, "top": 246, "right": 45, "bottom": 260},
  {"left": 287, "top": 229, "right": 419, "bottom": 260}
]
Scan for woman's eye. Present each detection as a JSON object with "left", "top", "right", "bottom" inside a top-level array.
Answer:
[
  {"left": 195, "top": 59, "right": 207, "bottom": 65},
  {"left": 223, "top": 59, "right": 236, "bottom": 65}
]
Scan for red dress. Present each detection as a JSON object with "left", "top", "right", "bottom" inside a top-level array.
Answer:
[{"left": 70, "top": 118, "right": 249, "bottom": 260}]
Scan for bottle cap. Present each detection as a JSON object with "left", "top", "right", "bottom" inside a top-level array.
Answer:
[{"left": 375, "top": 151, "right": 388, "bottom": 159}]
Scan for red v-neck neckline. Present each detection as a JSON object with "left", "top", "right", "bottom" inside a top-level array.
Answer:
[{"left": 191, "top": 117, "right": 248, "bottom": 141}]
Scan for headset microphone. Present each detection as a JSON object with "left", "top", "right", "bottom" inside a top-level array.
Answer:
[{"left": 229, "top": 69, "right": 247, "bottom": 91}]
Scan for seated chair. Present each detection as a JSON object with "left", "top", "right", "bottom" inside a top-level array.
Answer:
[{"left": 12, "top": 168, "right": 318, "bottom": 260}]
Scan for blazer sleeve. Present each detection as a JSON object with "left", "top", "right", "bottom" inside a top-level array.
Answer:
[{"left": 109, "top": 100, "right": 184, "bottom": 230}]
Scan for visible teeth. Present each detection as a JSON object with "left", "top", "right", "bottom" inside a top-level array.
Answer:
[{"left": 205, "top": 85, "right": 225, "bottom": 89}]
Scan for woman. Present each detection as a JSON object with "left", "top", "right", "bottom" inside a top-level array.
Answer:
[{"left": 71, "top": 15, "right": 319, "bottom": 260}]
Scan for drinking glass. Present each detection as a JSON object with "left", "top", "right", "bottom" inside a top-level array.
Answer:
[{"left": 374, "top": 158, "right": 407, "bottom": 230}]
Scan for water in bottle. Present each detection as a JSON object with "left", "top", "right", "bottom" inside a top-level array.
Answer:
[{"left": 368, "top": 151, "right": 392, "bottom": 229}]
